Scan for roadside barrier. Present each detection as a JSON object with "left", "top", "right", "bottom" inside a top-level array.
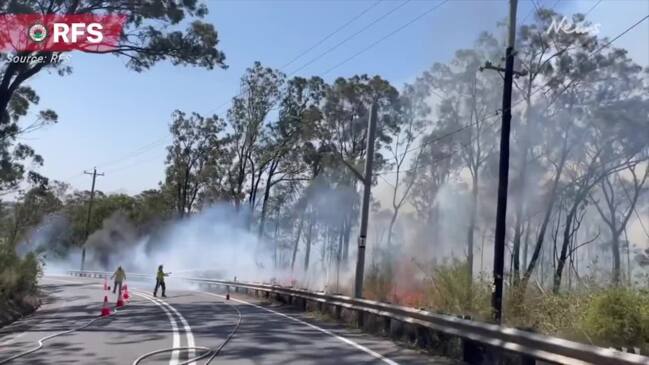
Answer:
[{"left": 68, "top": 270, "right": 649, "bottom": 365}]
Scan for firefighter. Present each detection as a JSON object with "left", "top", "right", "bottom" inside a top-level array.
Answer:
[
  {"left": 111, "top": 266, "right": 126, "bottom": 296},
  {"left": 154, "top": 265, "right": 171, "bottom": 298}
]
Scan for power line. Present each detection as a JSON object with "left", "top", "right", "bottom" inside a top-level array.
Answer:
[
  {"left": 279, "top": 0, "right": 384, "bottom": 71},
  {"left": 520, "top": 0, "right": 560, "bottom": 24},
  {"left": 379, "top": 6, "right": 648, "bottom": 181},
  {"left": 287, "top": 0, "right": 412, "bottom": 77},
  {"left": 541, "top": 13, "right": 649, "bottom": 112},
  {"left": 70, "top": 1, "right": 644, "bottom": 188},
  {"left": 94, "top": 135, "right": 168, "bottom": 170},
  {"left": 584, "top": 0, "right": 603, "bottom": 16},
  {"left": 380, "top": 120, "right": 502, "bottom": 177},
  {"left": 322, "top": 0, "right": 449, "bottom": 76},
  {"left": 86, "top": 1, "right": 420, "bottom": 178},
  {"left": 206, "top": 0, "right": 391, "bottom": 116},
  {"left": 104, "top": 151, "right": 167, "bottom": 175},
  {"left": 379, "top": 6, "right": 645, "bottom": 183}
]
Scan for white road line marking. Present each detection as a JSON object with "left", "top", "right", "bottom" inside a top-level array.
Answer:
[
  {"left": 133, "top": 291, "right": 181, "bottom": 365},
  {"left": 196, "top": 290, "right": 400, "bottom": 365},
  {"left": 138, "top": 292, "right": 196, "bottom": 365}
]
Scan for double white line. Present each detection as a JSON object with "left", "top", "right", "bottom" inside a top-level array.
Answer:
[{"left": 134, "top": 291, "right": 196, "bottom": 365}]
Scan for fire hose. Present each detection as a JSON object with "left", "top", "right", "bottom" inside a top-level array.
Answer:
[
  {"left": 131, "top": 294, "right": 242, "bottom": 365},
  {"left": 0, "top": 291, "right": 241, "bottom": 365},
  {"left": 0, "top": 315, "right": 106, "bottom": 364}
]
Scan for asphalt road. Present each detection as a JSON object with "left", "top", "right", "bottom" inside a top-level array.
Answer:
[{"left": 0, "top": 275, "right": 460, "bottom": 365}]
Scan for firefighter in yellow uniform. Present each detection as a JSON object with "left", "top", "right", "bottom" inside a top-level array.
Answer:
[
  {"left": 154, "top": 265, "right": 170, "bottom": 298},
  {"left": 111, "top": 266, "right": 126, "bottom": 296}
]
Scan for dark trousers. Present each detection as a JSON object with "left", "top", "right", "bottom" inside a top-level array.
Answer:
[
  {"left": 113, "top": 281, "right": 123, "bottom": 296},
  {"left": 154, "top": 279, "right": 166, "bottom": 296}
]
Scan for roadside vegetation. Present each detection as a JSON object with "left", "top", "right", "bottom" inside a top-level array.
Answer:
[
  {"left": 0, "top": 1, "right": 647, "bottom": 353},
  {"left": 0, "top": 247, "right": 41, "bottom": 326}
]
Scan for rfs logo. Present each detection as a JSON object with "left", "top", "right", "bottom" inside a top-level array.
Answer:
[
  {"left": 28, "top": 23, "right": 47, "bottom": 43},
  {"left": 27, "top": 22, "right": 105, "bottom": 44}
]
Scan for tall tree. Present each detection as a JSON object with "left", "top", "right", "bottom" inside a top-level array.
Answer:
[
  {"left": 592, "top": 164, "right": 649, "bottom": 285},
  {"left": 318, "top": 75, "right": 399, "bottom": 261},
  {"left": 421, "top": 33, "right": 501, "bottom": 279},
  {"left": 165, "top": 110, "right": 227, "bottom": 218},
  {"left": 226, "top": 62, "right": 284, "bottom": 212},
  {"left": 383, "top": 81, "right": 428, "bottom": 249}
]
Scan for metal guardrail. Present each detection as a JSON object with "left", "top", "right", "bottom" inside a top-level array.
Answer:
[{"left": 67, "top": 270, "right": 649, "bottom": 365}]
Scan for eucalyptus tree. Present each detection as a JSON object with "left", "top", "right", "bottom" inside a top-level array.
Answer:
[
  {"left": 317, "top": 75, "right": 400, "bottom": 262},
  {"left": 164, "top": 110, "right": 228, "bottom": 218},
  {"left": 226, "top": 62, "right": 285, "bottom": 211},
  {"left": 419, "top": 32, "right": 502, "bottom": 279},
  {"left": 510, "top": 8, "right": 599, "bottom": 283},
  {"left": 549, "top": 45, "right": 649, "bottom": 292}
]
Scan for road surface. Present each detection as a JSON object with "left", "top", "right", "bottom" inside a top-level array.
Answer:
[{"left": 0, "top": 275, "right": 459, "bottom": 364}]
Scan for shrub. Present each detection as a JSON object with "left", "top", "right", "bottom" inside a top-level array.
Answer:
[
  {"left": 365, "top": 260, "right": 394, "bottom": 302},
  {"left": 0, "top": 245, "right": 41, "bottom": 303},
  {"left": 423, "top": 259, "right": 491, "bottom": 319},
  {"left": 580, "top": 288, "right": 649, "bottom": 350},
  {"left": 505, "top": 288, "right": 593, "bottom": 338}
]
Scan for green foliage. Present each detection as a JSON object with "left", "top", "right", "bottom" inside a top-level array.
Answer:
[
  {"left": 580, "top": 288, "right": 649, "bottom": 350},
  {"left": 365, "top": 257, "right": 394, "bottom": 302},
  {"left": 165, "top": 110, "right": 228, "bottom": 216},
  {"left": 423, "top": 260, "right": 491, "bottom": 319},
  {"left": 0, "top": 245, "right": 41, "bottom": 305},
  {"left": 506, "top": 288, "right": 593, "bottom": 337}
]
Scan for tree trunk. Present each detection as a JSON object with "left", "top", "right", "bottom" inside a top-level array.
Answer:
[
  {"left": 466, "top": 173, "right": 478, "bottom": 281},
  {"left": 511, "top": 147, "right": 529, "bottom": 285},
  {"left": 521, "top": 133, "right": 568, "bottom": 291},
  {"left": 522, "top": 220, "right": 531, "bottom": 271},
  {"left": 553, "top": 203, "right": 578, "bottom": 294},
  {"left": 291, "top": 213, "right": 305, "bottom": 271},
  {"left": 512, "top": 91, "right": 533, "bottom": 286},
  {"left": 304, "top": 215, "right": 314, "bottom": 271},
  {"left": 257, "top": 169, "right": 275, "bottom": 239},
  {"left": 387, "top": 209, "right": 398, "bottom": 249},
  {"left": 342, "top": 213, "right": 352, "bottom": 262},
  {"left": 611, "top": 231, "right": 621, "bottom": 285}
]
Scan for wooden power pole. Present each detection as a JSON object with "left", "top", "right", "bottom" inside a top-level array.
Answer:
[
  {"left": 481, "top": 0, "right": 522, "bottom": 324},
  {"left": 80, "top": 167, "right": 104, "bottom": 271}
]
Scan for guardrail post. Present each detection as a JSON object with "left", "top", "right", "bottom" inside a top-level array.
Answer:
[
  {"left": 462, "top": 339, "right": 483, "bottom": 365},
  {"left": 521, "top": 355, "right": 535, "bottom": 365},
  {"left": 415, "top": 325, "right": 433, "bottom": 349},
  {"left": 357, "top": 310, "right": 365, "bottom": 328},
  {"left": 383, "top": 316, "right": 391, "bottom": 336},
  {"left": 461, "top": 316, "right": 485, "bottom": 365}
]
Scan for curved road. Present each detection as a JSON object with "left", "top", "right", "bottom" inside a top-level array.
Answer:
[{"left": 0, "top": 276, "right": 459, "bottom": 364}]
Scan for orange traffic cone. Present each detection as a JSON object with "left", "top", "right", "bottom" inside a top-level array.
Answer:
[
  {"left": 122, "top": 284, "right": 130, "bottom": 301},
  {"left": 101, "top": 296, "right": 112, "bottom": 317},
  {"left": 116, "top": 289, "right": 125, "bottom": 307}
]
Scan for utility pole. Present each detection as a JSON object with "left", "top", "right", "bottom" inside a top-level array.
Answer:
[
  {"left": 80, "top": 167, "right": 104, "bottom": 271},
  {"left": 481, "top": 0, "right": 521, "bottom": 324},
  {"left": 354, "top": 102, "right": 378, "bottom": 298}
]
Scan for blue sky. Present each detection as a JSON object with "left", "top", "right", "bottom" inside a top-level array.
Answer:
[{"left": 18, "top": 0, "right": 649, "bottom": 195}]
